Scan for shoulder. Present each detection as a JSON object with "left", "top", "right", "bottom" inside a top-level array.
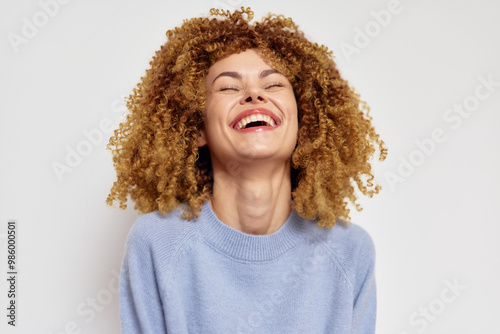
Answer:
[
  {"left": 302, "top": 219, "right": 375, "bottom": 285},
  {"left": 304, "top": 219, "right": 375, "bottom": 256},
  {"left": 330, "top": 222, "right": 375, "bottom": 257},
  {"left": 124, "top": 208, "right": 200, "bottom": 260}
]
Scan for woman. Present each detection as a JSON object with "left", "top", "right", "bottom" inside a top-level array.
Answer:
[{"left": 107, "top": 7, "right": 386, "bottom": 333}]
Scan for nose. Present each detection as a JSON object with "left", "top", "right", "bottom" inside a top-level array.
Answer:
[{"left": 240, "top": 86, "right": 267, "bottom": 104}]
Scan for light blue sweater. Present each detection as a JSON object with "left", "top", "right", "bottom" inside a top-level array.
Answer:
[{"left": 120, "top": 201, "right": 376, "bottom": 333}]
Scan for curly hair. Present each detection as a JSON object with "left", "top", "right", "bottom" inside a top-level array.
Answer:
[{"left": 106, "top": 7, "right": 387, "bottom": 228}]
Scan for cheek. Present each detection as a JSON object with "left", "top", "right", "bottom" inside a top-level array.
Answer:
[
  {"left": 283, "top": 94, "right": 298, "bottom": 119},
  {"left": 205, "top": 95, "right": 239, "bottom": 120},
  {"left": 202, "top": 99, "right": 230, "bottom": 138},
  {"left": 204, "top": 94, "right": 215, "bottom": 114},
  {"left": 203, "top": 97, "right": 220, "bottom": 123},
  {"left": 277, "top": 88, "right": 296, "bottom": 107}
]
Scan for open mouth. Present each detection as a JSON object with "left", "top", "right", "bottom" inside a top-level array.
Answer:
[{"left": 234, "top": 114, "right": 277, "bottom": 130}]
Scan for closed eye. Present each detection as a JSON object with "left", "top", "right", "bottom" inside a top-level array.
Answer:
[
  {"left": 219, "top": 86, "right": 239, "bottom": 92},
  {"left": 265, "top": 82, "right": 285, "bottom": 89}
]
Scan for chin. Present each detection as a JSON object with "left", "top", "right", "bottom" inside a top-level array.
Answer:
[{"left": 236, "top": 146, "right": 294, "bottom": 162}]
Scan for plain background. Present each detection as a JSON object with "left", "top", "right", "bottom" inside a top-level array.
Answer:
[{"left": 1, "top": 0, "right": 499, "bottom": 333}]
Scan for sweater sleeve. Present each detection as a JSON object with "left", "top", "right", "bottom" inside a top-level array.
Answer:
[
  {"left": 120, "top": 221, "right": 167, "bottom": 334},
  {"left": 351, "top": 230, "right": 377, "bottom": 334}
]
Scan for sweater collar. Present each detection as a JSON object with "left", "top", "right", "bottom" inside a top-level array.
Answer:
[{"left": 196, "top": 201, "right": 307, "bottom": 262}]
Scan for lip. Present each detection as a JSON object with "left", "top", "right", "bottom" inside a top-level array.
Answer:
[{"left": 229, "top": 108, "right": 282, "bottom": 131}]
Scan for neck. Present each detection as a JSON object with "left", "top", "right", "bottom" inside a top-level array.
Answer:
[{"left": 209, "top": 159, "right": 292, "bottom": 235}]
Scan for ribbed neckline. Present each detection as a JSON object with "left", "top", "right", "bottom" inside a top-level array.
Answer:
[{"left": 197, "top": 201, "right": 307, "bottom": 262}]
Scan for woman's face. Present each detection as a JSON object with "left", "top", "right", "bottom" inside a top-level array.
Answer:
[{"left": 200, "top": 49, "right": 298, "bottom": 168}]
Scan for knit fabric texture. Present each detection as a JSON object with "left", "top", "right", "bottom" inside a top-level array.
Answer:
[{"left": 120, "top": 201, "right": 376, "bottom": 333}]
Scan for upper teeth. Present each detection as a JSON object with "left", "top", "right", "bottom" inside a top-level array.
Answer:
[{"left": 235, "top": 114, "right": 277, "bottom": 130}]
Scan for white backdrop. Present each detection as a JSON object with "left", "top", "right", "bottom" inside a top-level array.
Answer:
[{"left": 1, "top": 0, "right": 499, "bottom": 333}]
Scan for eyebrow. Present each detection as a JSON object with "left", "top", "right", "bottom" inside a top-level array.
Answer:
[{"left": 211, "top": 69, "right": 281, "bottom": 85}]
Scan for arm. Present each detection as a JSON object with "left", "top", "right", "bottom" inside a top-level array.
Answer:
[
  {"left": 351, "top": 232, "right": 377, "bottom": 334},
  {"left": 120, "top": 223, "right": 167, "bottom": 334}
]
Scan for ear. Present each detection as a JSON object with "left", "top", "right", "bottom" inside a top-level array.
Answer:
[{"left": 198, "top": 127, "right": 207, "bottom": 147}]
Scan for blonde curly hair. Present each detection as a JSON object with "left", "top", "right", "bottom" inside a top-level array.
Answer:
[{"left": 107, "top": 7, "right": 387, "bottom": 228}]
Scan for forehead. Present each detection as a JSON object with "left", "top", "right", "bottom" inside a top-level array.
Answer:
[{"left": 206, "top": 49, "right": 273, "bottom": 80}]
